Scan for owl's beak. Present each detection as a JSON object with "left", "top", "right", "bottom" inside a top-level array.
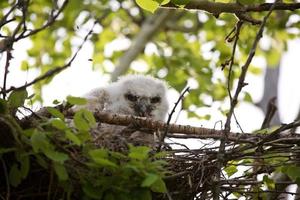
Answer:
[{"left": 134, "top": 98, "right": 152, "bottom": 117}]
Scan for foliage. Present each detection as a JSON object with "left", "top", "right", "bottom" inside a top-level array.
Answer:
[{"left": 0, "top": 92, "right": 168, "bottom": 199}]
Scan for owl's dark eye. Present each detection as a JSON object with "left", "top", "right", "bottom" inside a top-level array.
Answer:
[
  {"left": 125, "top": 93, "right": 138, "bottom": 102},
  {"left": 150, "top": 96, "right": 161, "bottom": 104}
]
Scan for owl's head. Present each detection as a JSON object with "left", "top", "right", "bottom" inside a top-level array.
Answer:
[{"left": 108, "top": 74, "right": 169, "bottom": 121}]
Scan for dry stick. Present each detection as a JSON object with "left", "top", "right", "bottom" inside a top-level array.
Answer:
[
  {"left": 225, "top": 20, "right": 244, "bottom": 133},
  {"left": 16, "top": 0, "right": 69, "bottom": 41},
  {"left": 2, "top": 51, "right": 12, "bottom": 99},
  {"left": 0, "top": 20, "right": 96, "bottom": 96},
  {"left": 213, "top": 2, "right": 278, "bottom": 199},
  {"left": 0, "top": 1, "right": 18, "bottom": 28},
  {"left": 0, "top": 0, "right": 68, "bottom": 97},
  {"left": 88, "top": 111, "right": 261, "bottom": 141},
  {"left": 157, "top": 87, "right": 190, "bottom": 151},
  {"left": 1, "top": 0, "right": 29, "bottom": 99}
]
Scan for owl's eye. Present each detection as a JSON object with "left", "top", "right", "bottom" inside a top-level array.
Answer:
[
  {"left": 150, "top": 96, "right": 161, "bottom": 104},
  {"left": 125, "top": 93, "right": 138, "bottom": 102}
]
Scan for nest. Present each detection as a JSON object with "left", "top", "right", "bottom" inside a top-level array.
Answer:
[{"left": 1, "top": 109, "right": 300, "bottom": 200}]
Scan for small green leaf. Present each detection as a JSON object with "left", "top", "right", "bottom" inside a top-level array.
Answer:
[
  {"left": 129, "top": 145, "right": 151, "bottom": 160},
  {"left": 52, "top": 99, "right": 60, "bottom": 105},
  {"left": 9, "top": 164, "right": 22, "bottom": 187},
  {"left": 244, "top": 92, "right": 253, "bottom": 103},
  {"left": 53, "top": 162, "right": 69, "bottom": 181},
  {"left": 74, "top": 109, "right": 96, "bottom": 131},
  {"left": 150, "top": 178, "right": 167, "bottom": 193},
  {"left": 142, "top": 173, "right": 159, "bottom": 187},
  {"left": 136, "top": 0, "right": 159, "bottom": 13},
  {"left": 46, "top": 107, "right": 64, "bottom": 120},
  {"left": 51, "top": 119, "right": 67, "bottom": 130},
  {"left": 65, "top": 130, "right": 81, "bottom": 145},
  {"left": 89, "top": 149, "right": 109, "bottom": 158},
  {"left": 66, "top": 96, "right": 87, "bottom": 105},
  {"left": 286, "top": 165, "right": 300, "bottom": 181},
  {"left": 0, "top": 98, "right": 8, "bottom": 114},
  {"left": 19, "top": 155, "right": 30, "bottom": 179},
  {"left": 31, "top": 131, "right": 50, "bottom": 152},
  {"left": 44, "top": 149, "right": 69, "bottom": 164},
  {"left": 171, "top": 0, "right": 190, "bottom": 6},
  {"left": 263, "top": 175, "right": 275, "bottom": 190},
  {"left": 8, "top": 89, "right": 28, "bottom": 110},
  {"left": 20, "top": 60, "right": 29, "bottom": 70},
  {"left": 89, "top": 149, "right": 117, "bottom": 168},
  {"left": 224, "top": 165, "right": 238, "bottom": 177}
]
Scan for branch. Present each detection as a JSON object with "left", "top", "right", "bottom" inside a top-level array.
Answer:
[
  {"left": 157, "top": 87, "right": 190, "bottom": 151},
  {"left": 64, "top": 111, "right": 260, "bottom": 142},
  {"left": 0, "top": 20, "right": 95, "bottom": 96},
  {"left": 110, "top": 9, "right": 173, "bottom": 81},
  {"left": 162, "top": 1, "right": 300, "bottom": 17}
]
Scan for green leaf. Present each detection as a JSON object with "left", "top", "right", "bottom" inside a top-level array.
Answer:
[
  {"left": 154, "top": 0, "right": 170, "bottom": 4},
  {"left": 20, "top": 60, "right": 29, "bottom": 70},
  {"left": 53, "top": 162, "right": 69, "bottom": 181},
  {"left": 31, "top": 131, "right": 50, "bottom": 152},
  {"left": 224, "top": 165, "right": 238, "bottom": 177},
  {"left": 136, "top": 0, "right": 159, "bottom": 13},
  {"left": 50, "top": 119, "right": 67, "bottom": 130},
  {"left": 9, "top": 164, "right": 22, "bottom": 187},
  {"left": 150, "top": 178, "right": 167, "bottom": 193},
  {"left": 65, "top": 130, "right": 81, "bottom": 145},
  {"left": 8, "top": 89, "right": 28, "bottom": 110},
  {"left": 46, "top": 107, "right": 65, "bottom": 120},
  {"left": 286, "top": 165, "right": 300, "bottom": 181},
  {"left": 89, "top": 149, "right": 109, "bottom": 158},
  {"left": 142, "top": 173, "right": 159, "bottom": 187},
  {"left": 52, "top": 99, "right": 60, "bottom": 105},
  {"left": 263, "top": 175, "right": 275, "bottom": 190},
  {"left": 129, "top": 145, "right": 151, "bottom": 160},
  {"left": 244, "top": 92, "right": 253, "bottom": 103},
  {"left": 89, "top": 149, "right": 117, "bottom": 168},
  {"left": 66, "top": 96, "right": 87, "bottom": 105},
  {"left": 44, "top": 149, "right": 69, "bottom": 164},
  {"left": 19, "top": 155, "right": 30, "bottom": 179},
  {"left": 74, "top": 109, "right": 96, "bottom": 131},
  {"left": 0, "top": 98, "right": 8, "bottom": 114},
  {"left": 171, "top": 0, "right": 190, "bottom": 6}
]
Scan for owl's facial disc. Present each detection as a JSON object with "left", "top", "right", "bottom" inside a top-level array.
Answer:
[{"left": 124, "top": 93, "right": 160, "bottom": 117}]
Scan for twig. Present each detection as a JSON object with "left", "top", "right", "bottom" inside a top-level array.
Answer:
[
  {"left": 260, "top": 97, "right": 277, "bottom": 129},
  {"left": 157, "top": 87, "right": 190, "bottom": 151},
  {"left": 213, "top": 2, "right": 279, "bottom": 200},
  {"left": 2, "top": 50, "right": 13, "bottom": 99},
  {"left": 224, "top": 20, "right": 244, "bottom": 133},
  {"left": 0, "top": 19, "right": 96, "bottom": 95}
]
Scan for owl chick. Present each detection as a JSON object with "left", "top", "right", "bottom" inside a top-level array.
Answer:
[
  {"left": 74, "top": 74, "right": 169, "bottom": 148},
  {"left": 79, "top": 74, "right": 169, "bottom": 121}
]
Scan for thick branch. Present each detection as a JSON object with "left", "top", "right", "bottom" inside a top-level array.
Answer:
[{"left": 163, "top": 1, "right": 300, "bottom": 16}]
